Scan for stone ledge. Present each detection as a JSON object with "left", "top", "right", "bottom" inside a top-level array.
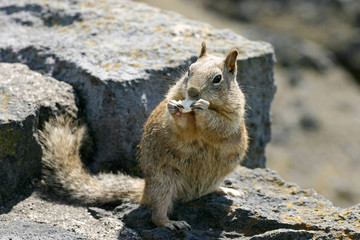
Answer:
[
  {"left": 122, "top": 167, "right": 360, "bottom": 239},
  {"left": 0, "top": 221, "right": 88, "bottom": 240},
  {"left": 1, "top": 168, "right": 358, "bottom": 240}
]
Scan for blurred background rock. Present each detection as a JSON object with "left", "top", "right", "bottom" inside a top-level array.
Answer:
[{"left": 135, "top": 0, "right": 360, "bottom": 208}]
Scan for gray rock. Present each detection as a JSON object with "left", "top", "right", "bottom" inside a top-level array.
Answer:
[
  {"left": 1, "top": 167, "right": 358, "bottom": 239},
  {"left": 0, "top": 63, "right": 78, "bottom": 204},
  {"left": 0, "top": 63, "right": 78, "bottom": 122},
  {"left": 0, "top": 89, "right": 40, "bottom": 205},
  {"left": 0, "top": 220, "right": 88, "bottom": 240},
  {"left": 0, "top": 0, "right": 275, "bottom": 172},
  {"left": 120, "top": 167, "right": 360, "bottom": 239},
  {"left": 252, "top": 31, "right": 334, "bottom": 72}
]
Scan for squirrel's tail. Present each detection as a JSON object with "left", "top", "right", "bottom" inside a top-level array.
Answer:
[{"left": 39, "top": 115, "right": 144, "bottom": 204}]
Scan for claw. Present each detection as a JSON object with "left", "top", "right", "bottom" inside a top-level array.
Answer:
[
  {"left": 164, "top": 220, "right": 191, "bottom": 231},
  {"left": 168, "top": 100, "right": 182, "bottom": 115},
  {"left": 216, "top": 187, "right": 244, "bottom": 198}
]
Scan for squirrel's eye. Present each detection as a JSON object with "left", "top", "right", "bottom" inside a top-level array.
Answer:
[{"left": 212, "top": 74, "right": 222, "bottom": 84}]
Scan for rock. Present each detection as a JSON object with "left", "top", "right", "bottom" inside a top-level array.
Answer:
[
  {"left": 0, "top": 220, "right": 88, "bottom": 240},
  {"left": 253, "top": 31, "right": 334, "bottom": 72},
  {"left": 0, "top": 63, "right": 78, "bottom": 204},
  {"left": 0, "top": 192, "right": 131, "bottom": 240},
  {"left": 0, "top": 0, "right": 275, "bottom": 171},
  {"left": 0, "top": 89, "right": 40, "bottom": 205},
  {"left": 0, "top": 63, "right": 78, "bottom": 122},
  {"left": 3, "top": 167, "right": 357, "bottom": 239},
  {"left": 120, "top": 167, "right": 360, "bottom": 239}
]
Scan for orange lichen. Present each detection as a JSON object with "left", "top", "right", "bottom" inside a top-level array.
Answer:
[
  {"left": 284, "top": 216, "right": 302, "bottom": 223},
  {"left": 85, "top": 40, "right": 98, "bottom": 46},
  {"left": 101, "top": 63, "right": 111, "bottom": 70},
  {"left": 101, "top": 63, "right": 121, "bottom": 71},
  {"left": 80, "top": 2, "right": 95, "bottom": 8}
]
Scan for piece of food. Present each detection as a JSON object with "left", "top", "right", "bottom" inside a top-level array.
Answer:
[{"left": 175, "top": 99, "right": 194, "bottom": 113}]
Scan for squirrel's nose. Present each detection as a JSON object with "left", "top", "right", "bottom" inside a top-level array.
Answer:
[{"left": 187, "top": 87, "right": 199, "bottom": 100}]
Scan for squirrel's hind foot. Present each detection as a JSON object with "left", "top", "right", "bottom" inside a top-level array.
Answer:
[
  {"left": 216, "top": 187, "right": 244, "bottom": 198},
  {"left": 154, "top": 218, "right": 191, "bottom": 231}
]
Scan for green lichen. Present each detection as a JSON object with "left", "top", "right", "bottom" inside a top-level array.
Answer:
[{"left": 0, "top": 125, "right": 20, "bottom": 156}]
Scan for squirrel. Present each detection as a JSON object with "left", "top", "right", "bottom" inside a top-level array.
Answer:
[{"left": 39, "top": 42, "right": 249, "bottom": 230}]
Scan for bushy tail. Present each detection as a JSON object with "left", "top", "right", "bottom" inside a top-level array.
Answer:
[{"left": 39, "top": 115, "right": 144, "bottom": 204}]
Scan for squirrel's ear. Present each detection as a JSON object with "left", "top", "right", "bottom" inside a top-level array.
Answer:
[
  {"left": 225, "top": 49, "right": 238, "bottom": 74},
  {"left": 199, "top": 41, "right": 207, "bottom": 58}
]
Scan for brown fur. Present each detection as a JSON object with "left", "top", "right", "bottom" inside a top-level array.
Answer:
[{"left": 39, "top": 42, "right": 248, "bottom": 230}]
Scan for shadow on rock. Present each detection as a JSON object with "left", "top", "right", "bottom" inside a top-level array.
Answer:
[
  {"left": 0, "top": 187, "right": 34, "bottom": 215},
  {"left": 120, "top": 194, "right": 236, "bottom": 240}
]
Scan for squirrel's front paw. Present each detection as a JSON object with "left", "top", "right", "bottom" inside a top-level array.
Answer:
[
  {"left": 167, "top": 100, "right": 182, "bottom": 115},
  {"left": 192, "top": 99, "right": 210, "bottom": 111}
]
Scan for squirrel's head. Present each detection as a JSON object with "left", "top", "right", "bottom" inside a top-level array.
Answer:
[{"left": 185, "top": 42, "right": 240, "bottom": 104}]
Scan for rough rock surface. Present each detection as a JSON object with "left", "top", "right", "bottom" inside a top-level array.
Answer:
[
  {"left": 0, "top": 63, "right": 78, "bottom": 121},
  {"left": 121, "top": 168, "right": 360, "bottom": 239},
  {"left": 1, "top": 167, "right": 359, "bottom": 239},
  {"left": 0, "top": 0, "right": 275, "bottom": 171},
  {"left": 0, "top": 63, "right": 78, "bottom": 204},
  {"left": 0, "top": 89, "right": 40, "bottom": 205},
  {"left": 0, "top": 221, "right": 88, "bottom": 240}
]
